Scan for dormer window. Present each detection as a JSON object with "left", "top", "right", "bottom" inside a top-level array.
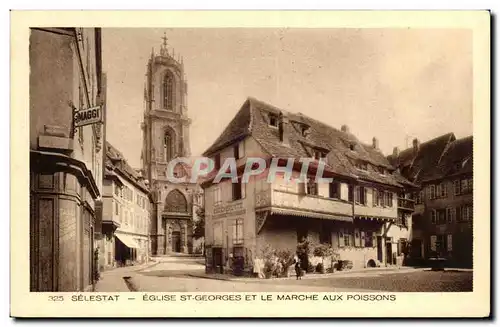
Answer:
[
  {"left": 349, "top": 144, "right": 355, "bottom": 151},
  {"left": 356, "top": 161, "right": 368, "bottom": 171},
  {"left": 313, "top": 150, "right": 327, "bottom": 160},
  {"left": 301, "top": 125, "right": 311, "bottom": 137},
  {"left": 269, "top": 113, "right": 278, "bottom": 127}
]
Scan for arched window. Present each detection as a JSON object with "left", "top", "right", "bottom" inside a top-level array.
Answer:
[
  {"left": 164, "top": 189, "right": 188, "bottom": 213},
  {"left": 164, "top": 131, "right": 173, "bottom": 162},
  {"left": 162, "top": 71, "right": 174, "bottom": 110}
]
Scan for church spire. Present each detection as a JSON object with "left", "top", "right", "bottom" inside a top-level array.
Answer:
[{"left": 160, "top": 31, "right": 169, "bottom": 56}]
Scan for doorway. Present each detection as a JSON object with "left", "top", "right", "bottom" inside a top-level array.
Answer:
[
  {"left": 212, "top": 247, "right": 224, "bottom": 273},
  {"left": 386, "top": 240, "right": 393, "bottom": 265},
  {"left": 172, "top": 231, "right": 181, "bottom": 252},
  {"left": 376, "top": 236, "right": 383, "bottom": 262},
  {"left": 411, "top": 239, "right": 422, "bottom": 258}
]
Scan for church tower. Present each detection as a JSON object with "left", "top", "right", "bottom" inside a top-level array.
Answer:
[{"left": 141, "top": 33, "right": 195, "bottom": 255}]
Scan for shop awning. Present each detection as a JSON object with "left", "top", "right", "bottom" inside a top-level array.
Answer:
[{"left": 115, "top": 233, "right": 140, "bottom": 249}]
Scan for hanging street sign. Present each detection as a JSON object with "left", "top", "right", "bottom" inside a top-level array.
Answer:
[{"left": 74, "top": 105, "right": 103, "bottom": 127}]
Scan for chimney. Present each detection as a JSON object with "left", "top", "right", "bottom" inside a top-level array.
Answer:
[
  {"left": 278, "top": 112, "right": 290, "bottom": 145},
  {"left": 412, "top": 138, "right": 420, "bottom": 153},
  {"left": 393, "top": 146, "right": 400, "bottom": 157},
  {"left": 372, "top": 137, "right": 379, "bottom": 149},
  {"left": 341, "top": 125, "right": 350, "bottom": 133}
]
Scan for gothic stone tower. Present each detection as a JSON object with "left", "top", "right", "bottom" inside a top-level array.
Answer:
[{"left": 141, "top": 34, "right": 195, "bottom": 255}]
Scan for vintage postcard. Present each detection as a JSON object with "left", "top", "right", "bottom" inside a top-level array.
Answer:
[{"left": 10, "top": 10, "right": 490, "bottom": 318}]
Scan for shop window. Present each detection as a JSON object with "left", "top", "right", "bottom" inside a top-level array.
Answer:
[
  {"left": 354, "top": 228, "right": 361, "bottom": 247},
  {"left": 338, "top": 228, "right": 352, "bottom": 247},
  {"left": 364, "top": 231, "right": 375, "bottom": 247}
]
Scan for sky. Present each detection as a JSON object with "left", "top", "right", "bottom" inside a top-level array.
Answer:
[{"left": 102, "top": 28, "right": 472, "bottom": 168}]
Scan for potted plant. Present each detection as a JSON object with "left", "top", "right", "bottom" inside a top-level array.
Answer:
[
  {"left": 275, "top": 249, "right": 295, "bottom": 277},
  {"left": 263, "top": 260, "right": 275, "bottom": 279},
  {"left": 260, "top": 244, "right": 277, "bottom": 279},
  {"left": 330, "top": 251, "right": 340, "bottom": 273},
  {"left": 313, "top": 243, "right": 337, "bottom": 274}
]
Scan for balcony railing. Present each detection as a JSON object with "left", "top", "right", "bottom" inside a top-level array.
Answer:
[
  {"left": 255, "top": 189, "right": 353, "bottom": 217},
  {"left": 397, "top": 197, "right": 415, "bottom": 211}
]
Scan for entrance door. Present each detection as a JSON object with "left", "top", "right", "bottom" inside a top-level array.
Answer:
[
  {"left": 172, "top": 231, "right": 181, "bottom": 252},
  {"left": 377, "top": 236, "right": 383, "bottom": 262},
  {"left": 386, "top": 241, "right": 393, "bottom": 265},
  {"left": 212, "top": 247, "right": 223, "bottom": 273},
  {"left": 411, "top": 239, "right": 422, "bottom": 258}
]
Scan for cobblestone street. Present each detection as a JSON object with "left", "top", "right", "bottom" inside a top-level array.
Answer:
[
  {"left": 259, "top": 270, "right": 473, "bottom": 292},
  {"left": 98, "top": 256, "right": 473, "bottom": 293}
]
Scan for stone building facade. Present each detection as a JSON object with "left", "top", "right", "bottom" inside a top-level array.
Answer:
[
  {"left": 140, "top": 35, "right": 197, "bottom": 255},
  {"left": 202, "top": 97, "right": 416, "bottom": 276},
  {"left": 389, "top": 134, "right": 473, "bottom": 268},
  {"left": 29, "top": 28, "right": 104, "bottom": 291},
  {"left": 100, "top": 142, "right": 151, "bottom": 270}
]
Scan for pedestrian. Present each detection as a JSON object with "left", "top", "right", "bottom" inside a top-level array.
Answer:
[{"left": 294, "top": 257, "right": 302, "bottom": 280}]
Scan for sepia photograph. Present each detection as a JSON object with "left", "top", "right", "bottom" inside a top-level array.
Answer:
[{"left": 11, "top": 10, "right": 490, "bottom": 318}]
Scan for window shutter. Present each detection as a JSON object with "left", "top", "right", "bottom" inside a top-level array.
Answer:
[
  {"left": 372, "top": 189, "right": 377, "bottom": 206},
  {"left": 447, "top": 234, "right": 453, "bottom": 251},
  {"left": 354, "top": 228, "right": 360, "bottom": 247},
  {"left": 363, "top": 188, "right": 368, "bottom": 205},
  {"left": 338, "top": 229, "right": 345, "bottom": 247},
  {"left": 298, "top": 182, "right": 306, "bottom": 195},
  {"left": 372, "top": 232, "right": 377, "bottom": 248},
  {"left": 360, "top": 231, "right": 365, "bottom": 247}
]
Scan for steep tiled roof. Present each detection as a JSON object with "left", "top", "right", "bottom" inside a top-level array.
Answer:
[
  {"left": 422, "top": 136, "right": 473, "bottom": 182},
  {"left": 203, "top": 97, "right": 416, "bottom": 188},
  {"left": 388, "top": 133, "right": 456, "bottom": 184},
  {"left": 202, "top": 100, "right": 252, "bottom": 156},
  {"left": 105, "top": 141, "right": 150, "bottom": 193}
]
